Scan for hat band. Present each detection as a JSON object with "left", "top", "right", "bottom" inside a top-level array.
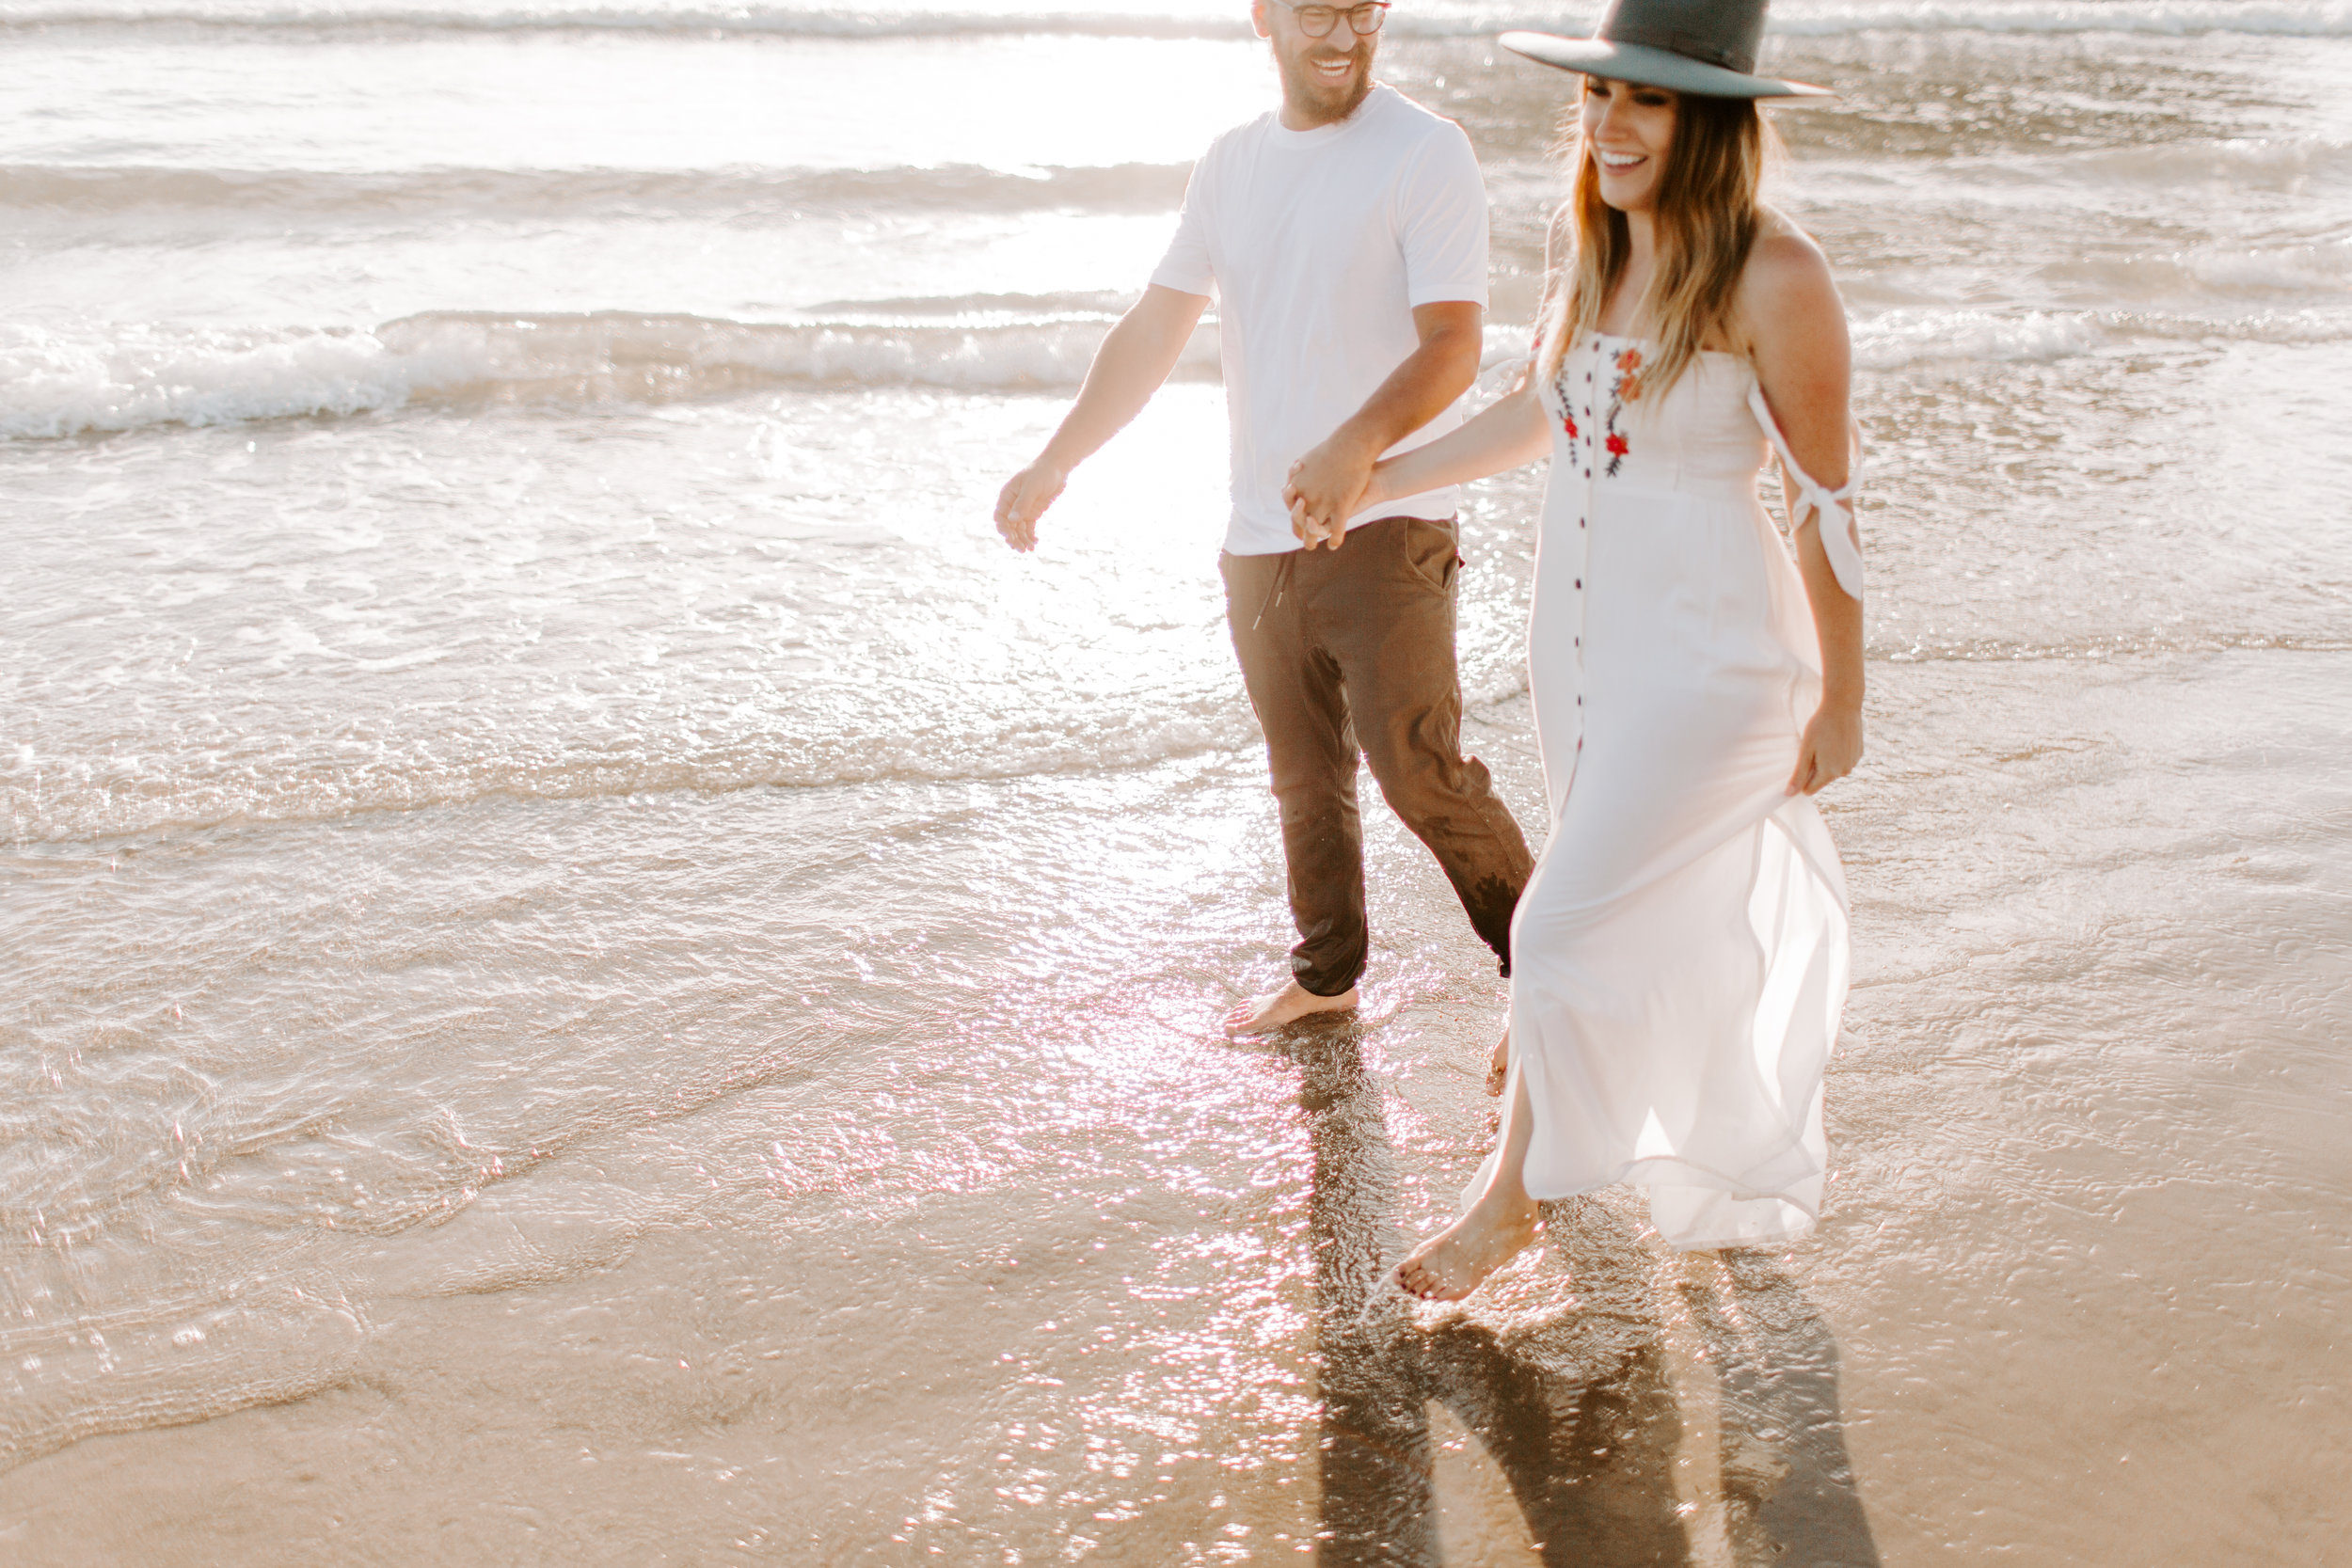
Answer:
[{"left": 1597, "top": 19, "right": 1756, "bottom": 73}]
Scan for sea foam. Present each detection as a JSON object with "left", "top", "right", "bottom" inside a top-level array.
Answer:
[
  {"left": 7, "top": 302, "right": 2345, "bottom": 440},
  {"left": 0, "top": 325, "right": 454, "bottom": 440},
  {"left": 1764, "top": 0, "right": 2352, "bottom": 37},
  {"left": 1849, "top": 309, "right": 2107, "bottom": 370},
  {"left": 0, "top": 161, "right": 1195, "bottom": 219},
  {"left": 9, "top": 0, "right": 2352, "bottom": 40},
  {"left": 0, "top": 312, "right": 1219, "bottom": 439}
]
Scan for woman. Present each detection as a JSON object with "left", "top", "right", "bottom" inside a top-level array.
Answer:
[{"left": 1344, "top": 5, "right": 1865, "bottom": 1299}]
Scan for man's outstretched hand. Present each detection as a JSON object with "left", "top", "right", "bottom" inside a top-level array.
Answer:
[
  {"left": 994, "top": 461, "right": 1067, "bottom": 553},
  {"left": 1282, "top": 429, "right": 1378, "bottom": 551}
]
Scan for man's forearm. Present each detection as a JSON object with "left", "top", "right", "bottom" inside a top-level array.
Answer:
[
  {"left": 1284, "top": 305, "right": 1486, "bottom": 547},
  {"left": 998, "top": 285, "right": 1207, "bottom": 550},
  {"left": 1322, "top": 320, "right": 1485, "bottom": 462},
  {"left": 1036, "top": 288, "right": 1207, "bottom": 472}
]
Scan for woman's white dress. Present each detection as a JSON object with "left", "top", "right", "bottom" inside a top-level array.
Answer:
[{"left": 1503, "top": 331, "right": 1865, "bottom": 1250}]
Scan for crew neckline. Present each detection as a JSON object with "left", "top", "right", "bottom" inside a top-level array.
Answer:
[{"left": 1270, "top": 81, "right": 1390, "bottom": 147}]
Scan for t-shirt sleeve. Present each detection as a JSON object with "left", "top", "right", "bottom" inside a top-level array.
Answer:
[
  {"left": 1397, "top": 123, "right": 1490, "bottom": 309},
  {"left": 1149, "top": 150, "right": 1217, "bottom": 298}
]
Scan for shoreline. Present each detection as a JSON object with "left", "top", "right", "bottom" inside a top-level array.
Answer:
[{"left": 5, "top": 647, "right": 2346, "bottom": 1560}]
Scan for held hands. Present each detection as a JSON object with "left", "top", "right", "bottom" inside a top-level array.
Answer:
[
  {"left": 1282, "top": 430, "right": 1381, "bottom": 551},
  {"left": 1788, "top": 701, "right": 1864, "bottom": 796},
  {"left": 994, "top": 461, "right": 1068, "bottom": 553}
]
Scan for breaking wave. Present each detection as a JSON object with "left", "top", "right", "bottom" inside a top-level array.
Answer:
[
  {"left": 1766, "top": 0, "right": 2352, "bottom": 36},
  {"left": 1851, "top": 309, "right": 2109, "bottom": 369},
  {"left": 0, "top": 309, "right": 1218, "bottom": 439},
  {"left": 1847, "top": 303, "right": 2352, "bottom": 368},
  {"left": 10, "top": 302, "right": 2350, "bottom": 439},
  {"left": 8, "top": 0, "right": 2350, "bottom": 40},
  {"left": 0, "top": 161, "right": 1195, "bottom": 219}
]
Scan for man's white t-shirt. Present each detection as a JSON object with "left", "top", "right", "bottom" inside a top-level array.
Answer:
[{"left": 1151, "top": 82, "right": 1489, "bottom": 558}]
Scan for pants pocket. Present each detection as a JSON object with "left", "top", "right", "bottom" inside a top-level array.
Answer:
[{"left": 1401, "top": 516, "right": 1460, "bottom": 594}]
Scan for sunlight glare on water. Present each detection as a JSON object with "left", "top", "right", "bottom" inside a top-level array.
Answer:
[
  {"left": 3, "top": 36, "right": 1274, "bottom": 174},
  {"left": 2, "top": 0, "right": 2349, "bottom": 1562}
]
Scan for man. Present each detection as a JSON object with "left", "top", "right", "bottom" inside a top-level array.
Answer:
[{"left": 994, "top": 0, "right": 1533, "bottom": 1037}]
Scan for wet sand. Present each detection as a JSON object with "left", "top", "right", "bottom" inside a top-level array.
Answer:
[
  {"left": 7, "top": 4, "right": 2352, "bottom": 1559},
  {"left": 7, "top": 647, "right": 2345, "bottom": 1562}
]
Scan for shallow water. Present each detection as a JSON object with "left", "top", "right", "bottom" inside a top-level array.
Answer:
[{"left": 4, "top": 1, "right": 2350, "bottom": 1561}]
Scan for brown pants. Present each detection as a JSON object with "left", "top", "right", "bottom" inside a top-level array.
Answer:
[{"left": 1220, "top": 515, "right": 1534, "bottom": 998}]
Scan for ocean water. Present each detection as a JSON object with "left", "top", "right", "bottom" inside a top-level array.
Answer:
[{"left": 3, "top": 0, "right": 2349, "bottom": 1561}]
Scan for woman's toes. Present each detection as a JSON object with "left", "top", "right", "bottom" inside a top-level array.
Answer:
[{"left": 1403, "top": 1250, "right": 1454, "bottom": 1298}]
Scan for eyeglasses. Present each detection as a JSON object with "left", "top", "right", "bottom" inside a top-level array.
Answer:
[{"left": 1271, "top": 0, "right": 1390, "bottom": 39}]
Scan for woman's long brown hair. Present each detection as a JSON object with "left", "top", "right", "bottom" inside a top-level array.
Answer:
[{"left": 1537, "top": 84, "right": 1772, "bottom": 404}]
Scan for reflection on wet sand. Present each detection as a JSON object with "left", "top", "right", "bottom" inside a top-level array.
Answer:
[{"left": 1291, "top": 1022, "right": 1880, "bottom": 1566}]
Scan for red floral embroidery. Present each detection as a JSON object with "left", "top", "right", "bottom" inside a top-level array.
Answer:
[
  {"left": 1598, "top": 345, "right": 1641, "bottom": 477},
  {"left": 1563, "top": 414, "right": 1579, "bottom": 438}
]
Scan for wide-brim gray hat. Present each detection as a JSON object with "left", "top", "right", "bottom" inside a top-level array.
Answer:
[{"left": 1501, "top": 0, "right": 1833, "bottom": 101}]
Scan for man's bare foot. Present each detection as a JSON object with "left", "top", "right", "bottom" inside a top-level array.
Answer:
[
  {"left": 1392, "top": 1193, "right": 1541, "bottom": 1302},
  {"left": 1486, "top": 1025, "right": 1510, "bottom": 1097},
  {"left": 1223, "top": 980, "right": 1358, "bottom": 1038}
]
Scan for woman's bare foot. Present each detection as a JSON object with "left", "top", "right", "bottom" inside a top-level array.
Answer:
[
  {"left": 1486, "top": 1025, "right": 1510, "bottom": 1097},
  {"left": 1392, "top": 1193, "right": 1541, "bottom": 1302},
  {"left": 1223, "top": 980, "right": 1358, "bottom": 1038}
]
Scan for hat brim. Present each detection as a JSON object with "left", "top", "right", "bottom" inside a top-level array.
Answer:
[{"left": 1499, "top": 31, "right": 1835, "bottom": 101}]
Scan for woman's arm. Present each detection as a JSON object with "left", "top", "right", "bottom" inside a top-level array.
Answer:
[
  {"left": 1285, "top": 301, "right": 1486, "bottom": 545},
  {"left": 1741, "top": 228, "right": 1864, "bottom": 795},
  {"left": 1290, "top": 202, "right": 1576, "bottom": 549},
  {"left": 1787, "top": 522, "right": 1864, "bottom": 795},
  {"left": 1287, "top": 377, "right": 1553, "bottom": 548}
]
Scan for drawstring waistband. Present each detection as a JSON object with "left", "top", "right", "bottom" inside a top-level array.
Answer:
[{"left": 1250, "top": 549, "right": 1298, "bottom": 632}]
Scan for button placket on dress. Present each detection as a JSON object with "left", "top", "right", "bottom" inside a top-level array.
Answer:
[
  {"left": 1555, "top": 340, "right": 1601, "bottom": 762},
  {"left": 1577, "top": 339, "right": 1600, "bottom": 736}
]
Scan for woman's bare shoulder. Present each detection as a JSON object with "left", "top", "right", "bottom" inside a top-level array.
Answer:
[
  {"left": 1739, "top": 210, "right": 1843, "bottom": 345},
  {"left": 1745, "top": 211, "right": 1835, "bottom": 299}
]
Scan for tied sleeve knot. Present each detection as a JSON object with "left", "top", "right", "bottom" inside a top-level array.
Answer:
[{"left": 1746, "top": 384, "right": 1865, "bottom": 601}]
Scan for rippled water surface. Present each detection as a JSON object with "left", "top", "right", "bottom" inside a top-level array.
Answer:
[{"left": 3, "top": 0, "right": 2349, "bottom": 1561}]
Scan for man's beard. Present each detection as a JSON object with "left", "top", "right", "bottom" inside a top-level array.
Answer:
[{"left": 1275, "top": 38, "right": 1375, "bottom": 126}]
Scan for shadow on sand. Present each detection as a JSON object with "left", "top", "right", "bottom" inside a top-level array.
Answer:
[{"left": 1283, "top": 1021, "right": 1882, "bottom": 1567}]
